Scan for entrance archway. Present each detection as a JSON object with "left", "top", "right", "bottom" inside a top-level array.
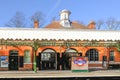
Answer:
[
  {"left": 9, "top": 50, "right": 18, "bottom": 70},
  {"left": 63, "top": 48, "right": 79, "bottom": 70},
  {"left": 38, "top": 49, "right": 57, "bottom": 70}
]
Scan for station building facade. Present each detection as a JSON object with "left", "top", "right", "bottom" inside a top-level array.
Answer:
[{"left": 0, "top": 10, "right": 120, "bottom": 71}]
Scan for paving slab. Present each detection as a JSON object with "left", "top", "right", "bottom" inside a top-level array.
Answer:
[{"left": 0, "top": 70, "right": 119, "bottom": 78}]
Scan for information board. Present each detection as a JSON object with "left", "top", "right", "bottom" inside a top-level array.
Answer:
[{"left": 0, "top": 56, "right": 8, "bottom": 67}]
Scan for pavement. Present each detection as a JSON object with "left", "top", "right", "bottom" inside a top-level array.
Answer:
[{"left": 0, "top": 70, "right": 119, "bottom": 78}]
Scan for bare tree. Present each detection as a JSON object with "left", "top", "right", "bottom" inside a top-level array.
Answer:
[
  {"left": 31, "top": 11, "right": 45, "bottom": 27},
  {"left": 106, "top": 17, "right": 120, "bottom": 30},
  {"left": 5, "top": 12, "right": 26, "bottom": 28},
  {"left": 96, "top": 19, "right": 104, "bottom": 30},
  {"left": 51, "top": 16, "right": 57, "bottom": 22}
]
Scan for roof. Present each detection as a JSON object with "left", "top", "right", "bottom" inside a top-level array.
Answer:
[
  {"left": 0, "top": 28, "right": 120, "bottom": 41},
  {"left": 45, "top": 21, "right": 89, "bottom": 29},
  {"left": 60, "top": 9, "right": 71, "bottom": 14},
  {"left": 45, "top": 21, "right": 62, "bottom": 28}
]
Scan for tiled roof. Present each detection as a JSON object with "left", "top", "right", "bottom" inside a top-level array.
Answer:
[
  {"left": 71, "top": 21, "right": 88, "bottom": 29},
  {"left": 45, "top": 21, "right": 62, "bottom": 28},
  {"left": 45, "top": 21, "right": 89, "bottom": 29}
]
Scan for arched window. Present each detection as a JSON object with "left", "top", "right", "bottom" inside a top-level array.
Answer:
[
  {"left": 86, "top": 49, "right": 99, "bottom": 61},
  {"left": 24, "top": 50, "right": 31, "bottom": 63}
]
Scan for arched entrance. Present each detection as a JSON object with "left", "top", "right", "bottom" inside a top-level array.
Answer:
[
  {"left": 9, "top": 50, "right": 18, "bottom": 70},
  {"left": 38, "top": 49, "right": 57, "bottom": 70},
  {"left": 86, "top": 49, "right": 99, "bottom": 61},
  {"left": 62, "top": 48, "right": 79, "bottom": 70}
]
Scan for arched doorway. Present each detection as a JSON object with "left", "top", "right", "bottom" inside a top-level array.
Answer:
[
  {"left": 63, "top": 48, "right": 79, "bottom": 70},
  {"left": 38, "top": 49, "right": 57, "bottom": 70},
  {"left": 86, "top": 49, "right": 99, "bottom": 61},
  {"left": 9, "top": 50, "right": 18, "bottom": 70}
]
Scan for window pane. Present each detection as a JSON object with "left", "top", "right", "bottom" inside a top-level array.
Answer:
[
  {"left": 86, "top": 49, "right": 99, "bottom": 61},
  {"left": 41, "top": 53, "right": 51, "bottom": 61},
  {"left": 110, "top": 51, "right": 114, "bottom": 61},
  {"left": 24, "top": 50, "right": 31, "bottom": 63}
]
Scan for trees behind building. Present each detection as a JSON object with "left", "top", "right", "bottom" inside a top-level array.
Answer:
[
  {"left": 31, "top": 11, "right": 45, "bottom": 28},
  {"left": 5, "top": 11, "right": 45, "bottom": 28},
  {"left": 4, "top": 11, "right": 120, "bottom": 30},
  {"left": 96, "top": 17, "right": 120, "bottom": 30},
  {"left": 5, "top": 12, "right": 26, "bottom": 28}
]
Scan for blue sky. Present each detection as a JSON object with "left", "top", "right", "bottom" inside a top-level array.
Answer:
[{"left": 0, "top": 0, "right": 120, "bottom": 27}]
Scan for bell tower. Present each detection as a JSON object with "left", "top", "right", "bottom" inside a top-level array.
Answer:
[{"left": 60, "top": 9, "right": 71, "bottom": 28}]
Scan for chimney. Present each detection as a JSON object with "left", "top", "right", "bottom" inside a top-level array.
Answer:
[
  {"left": 34, "top": 20, "right": 39, "bottom": 28},
  {"left": 88, "top": 21, "right": 96, "bottom": 29}
]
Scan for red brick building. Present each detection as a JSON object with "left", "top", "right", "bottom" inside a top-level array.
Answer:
[{"left": 0, "top": 9, "right": 120, "bottom": 71}]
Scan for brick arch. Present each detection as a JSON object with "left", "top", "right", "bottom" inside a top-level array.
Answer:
[
  {"left": 84, "top": 48, "right": 99, "bottom": 53},
  {"left": 63, "top": 48, "right": 79, "bottom": 59},
  {"left": 62, "top": 48, "right": 79, "bottom": 70},
  {"left": 38, "top": 46, "right": 61, "bottom": 52},
  {"left": 86, "top": 48, "right": 99, "bottom": 53},
  {"left": 41, "top": 48, "right": 57, "bottom": 53},
  {"left": 37, "top": 47, "right": 59, "bottom": 56},
  {"left": 37, "top": 48, "right": 58, "bottom": 70},
  {"left": 64, "top": 48, "right": 78, "bottom": 53}
]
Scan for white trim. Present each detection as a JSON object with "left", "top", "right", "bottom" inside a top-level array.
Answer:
[
  {"left": 0, "top": 28, "right": 120, "bottom": 41},
  {"left": 109, "top": 62, "right": 120, "bottom": 64},
  {"left": 24, "top": 63, "right": 32, "bottom": 64},
  {"left": 88, "top": 61, "right": 102, "bottom": 64},
  {"left": 89, "top": 67, "right": 103, "bottom": 69}
]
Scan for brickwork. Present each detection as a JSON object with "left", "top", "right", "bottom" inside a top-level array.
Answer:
[{"left": 0, "top": 43, "right": 119, "bottom": 71}]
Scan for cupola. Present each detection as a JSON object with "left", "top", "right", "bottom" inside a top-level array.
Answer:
[{"left": 59, "top": 9, "right": 71, "bottom": 28}]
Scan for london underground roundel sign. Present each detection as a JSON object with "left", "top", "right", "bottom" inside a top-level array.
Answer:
[{"left": 74, "top": 58, "right": 87, "bottom": 66}]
